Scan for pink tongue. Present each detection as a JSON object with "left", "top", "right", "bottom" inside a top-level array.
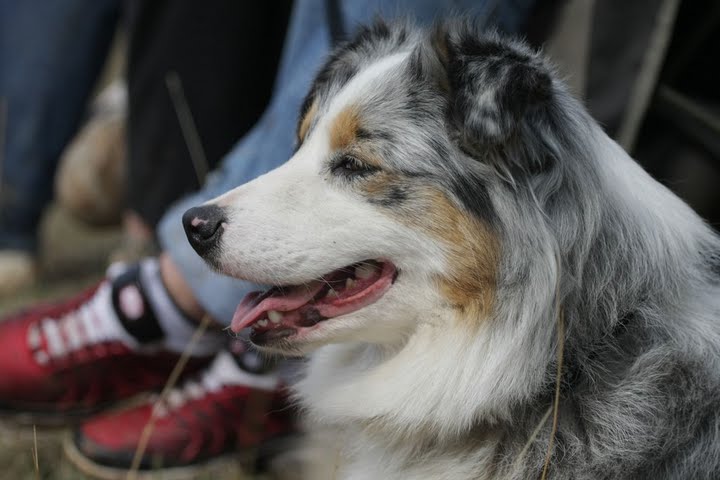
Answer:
[{"left": 231, "top": 280, "right": 325, "bottom": 331}]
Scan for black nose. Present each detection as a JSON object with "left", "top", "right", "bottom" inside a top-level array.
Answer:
[{"left": 182, "top": 205, "right": 226, "bottom": 255}]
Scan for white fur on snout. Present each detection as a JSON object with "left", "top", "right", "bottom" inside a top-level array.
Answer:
[{"left": 208, "top": 125, "right": 447, "bottom": 348}]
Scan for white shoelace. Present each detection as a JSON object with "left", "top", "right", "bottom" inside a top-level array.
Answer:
[
  {"left": 153, "top": 371, "right": 223, "bottom": 418},
  {"left": 27, "top": 283, "right": 138, "bottom": 365},
  {"left": 151, "top": 350, "right": 280, "bottom": 417}
]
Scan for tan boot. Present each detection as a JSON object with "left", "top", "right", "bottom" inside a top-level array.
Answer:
[
  {"left": 0, "top": 250, "right": 36, "bottom": 297},
  {"left": 55, "top": 82, "right": 127, "bottom": 227}
]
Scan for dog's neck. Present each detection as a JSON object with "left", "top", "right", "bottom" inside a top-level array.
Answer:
[
  {"left": 294, "top": 306, "right": 552, "bottom": 443},
  {"left": 294, "top": 315, "right": 553, "bottom": 480}
]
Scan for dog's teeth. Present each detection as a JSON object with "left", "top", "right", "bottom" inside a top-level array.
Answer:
[
  {"left": 257, "top": 319, "right": 269, "bottom": 327},
  {"left": 268, "top": 310, "right": 283, "bottom": 323},
  {"left": 346, "top": 278, "right": 356, "bottom": 290},
  {"left": 355, "top": 264, "right": 375, "bottom": 280},
  {"left": 326, "top": 288, "right": 339, "bottom": 298}
]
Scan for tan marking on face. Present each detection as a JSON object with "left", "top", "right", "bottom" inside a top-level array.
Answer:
[
  {"left": 360, "top": 171, "right": 398, "bottom": 197},
  {"left": 298, "top": 99, "right": 319, "bottom": 142},
  {"left": 428, "top": 190, "right": 498, "bottom": 321},
  {"left": 436, "top": 216, "right": 498, "bottom": 322},
  {"left": 391, "top": 186, "right": 498, "bottom": 321},
  {"left": 329, "top": 105, "right": 362, "bottom": 151}
]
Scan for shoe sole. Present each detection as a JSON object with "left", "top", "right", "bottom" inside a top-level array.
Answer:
[
  {"left": 0, "top": 394, "right": 151, "bottom": 428},
  {"left": 63, "top": 433, "right": 247, "bottom": 480},
  {"left": 63, "top": 431, "right": 301, "bottom": 480}
]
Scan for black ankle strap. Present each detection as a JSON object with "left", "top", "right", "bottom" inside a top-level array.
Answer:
[{"left": 110, "top": 264, "right": 165, "bottom": 344}]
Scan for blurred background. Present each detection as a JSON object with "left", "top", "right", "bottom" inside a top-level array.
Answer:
[
  {"left": 2, "top": 0, "right": 718, "bottom": 303},
  {"left": 0, "top": 0, "right": 717, "bottom": 478}
]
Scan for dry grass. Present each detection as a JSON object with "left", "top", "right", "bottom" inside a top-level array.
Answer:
[
  {"left": 0, "top": 424, "right": 85, "bottom": 480},
  {"left": 0, "top": 421, "right": 260, "bottom": 479}
]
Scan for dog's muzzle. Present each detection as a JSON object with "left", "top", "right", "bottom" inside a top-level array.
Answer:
[{"left": 182, "top": 205, "right": 226, "bottom": 256}]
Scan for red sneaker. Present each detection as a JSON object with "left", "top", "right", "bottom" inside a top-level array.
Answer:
[
  {"left": 65, "top": 350, "right": 296, "bottom": 478},
  {"left": 0, "top": 281, "right": 210, "bottom": 425}
]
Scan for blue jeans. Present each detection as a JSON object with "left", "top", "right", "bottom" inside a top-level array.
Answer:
[
  {"left": 158, "top": 0, "right": 536, "bottom": 325},
  {"left": 0, "top": 0, "right": 120, "bottom": 252}
]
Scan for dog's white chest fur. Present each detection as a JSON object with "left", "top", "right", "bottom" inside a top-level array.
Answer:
[{"left": 294, "top": 343, "right": 503, "bottom": 480}]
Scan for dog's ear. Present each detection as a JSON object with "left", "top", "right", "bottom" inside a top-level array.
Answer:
[{"left": 423, "top": 22, "right": 553, "bottom": 153}]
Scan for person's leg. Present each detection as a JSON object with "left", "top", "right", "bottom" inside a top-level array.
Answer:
[
  {"left": 105, "top": 0, "right": 292, "bottom": 266},
  {"left": 124, "top": 0, "right": 291, "bottom": 230},
  {"left": 0, "top": 0, "right": 121, "bottom": 295},
  {"left": 159, "top": 252, "right": 205, "bottom": 320},
  {"left": 0, "top": 0, "right": 120, "bottom": 253}
]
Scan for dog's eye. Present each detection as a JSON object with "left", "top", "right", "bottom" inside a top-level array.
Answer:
[{"left": 331, "top": 155, "right": 378, "bottom": 177}]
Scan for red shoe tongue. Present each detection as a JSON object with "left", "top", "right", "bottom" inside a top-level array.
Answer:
[{"left": 231, "top": 280, "right": 325, "bottom": 331}]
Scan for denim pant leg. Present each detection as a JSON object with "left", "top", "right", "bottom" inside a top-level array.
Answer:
[
  {"left": 158, "top": 0, "right": 537, "bottom": 326},
  {"left": 0, "top": 0, "right": 120, "bottom": 252}
]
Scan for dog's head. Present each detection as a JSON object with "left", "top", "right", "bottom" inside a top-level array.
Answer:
[{"left": 183, "top": 20, "right": 559, "bottom": 356}]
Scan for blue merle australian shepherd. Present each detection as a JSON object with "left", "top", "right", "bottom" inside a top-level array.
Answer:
[{"left": 183, "top": 19, "right": 720, "bottom": 480}]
